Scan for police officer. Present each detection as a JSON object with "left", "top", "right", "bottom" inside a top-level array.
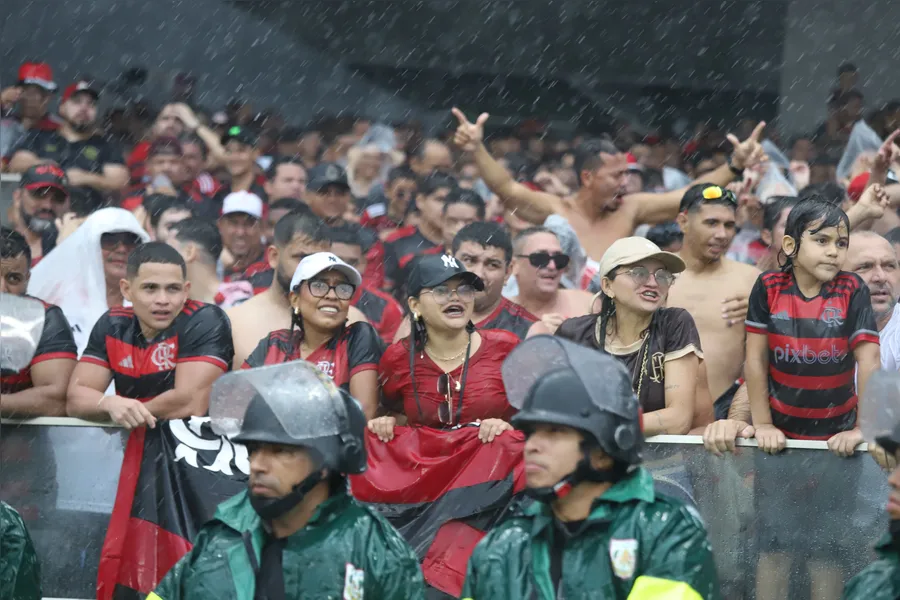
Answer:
[
  {"left": 461, "top": 335, "right": 722, "bottom": 600},
  {"left": 843, "top": 371, "right": 900, "bottom": 599},
  {"left": 148, "top": 361, "right": 425, "bottom": 599}
]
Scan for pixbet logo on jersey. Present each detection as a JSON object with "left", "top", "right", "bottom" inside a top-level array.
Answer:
[{"left": 773, "top": 343, "right": 846, "bottom": 365}]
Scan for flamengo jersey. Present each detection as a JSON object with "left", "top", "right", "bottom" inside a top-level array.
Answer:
[
  {"left": 242, "top": 322, "right": 384, "bottom": 390},
  {"left": 81, "top": 300, "right": 233, "bottom": 401},
  {"left": 0, "top": 297, "right": 77, "bottom": 393},
  {"left": 745, "top": 270, "right": 879, "bottom": 439},
  {"left": 353, "top": 286, "right": 405, "bottom": 343},
  {"left": 478, "top": 297, "right": 537, "bottom": 340}
]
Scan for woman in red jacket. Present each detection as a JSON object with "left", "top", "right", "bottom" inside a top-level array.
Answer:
[{"left": 372, "top": 254, "right": 520, "bottom": 443}]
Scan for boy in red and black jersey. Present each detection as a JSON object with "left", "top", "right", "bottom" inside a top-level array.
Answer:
[
  {"left": 67, "top": 242, "right": 233, "bottom": 428},
  {"left": 0, "top": 227, "right": 77, "bottom": 416}
]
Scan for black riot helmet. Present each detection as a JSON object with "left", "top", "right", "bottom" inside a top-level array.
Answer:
[
  {"left": 211, "top": 362, "right": 367, "bottom": 520},
  {"left": 502, "top": 335, "right": 642, "bottom": 501}
]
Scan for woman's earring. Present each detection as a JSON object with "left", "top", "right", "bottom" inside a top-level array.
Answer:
[
  {"left": 293, "top": 307, "right": 300, "bottom": 316},
  {"left": 413, "top": 312, "right": 420, "bottom": 321}
]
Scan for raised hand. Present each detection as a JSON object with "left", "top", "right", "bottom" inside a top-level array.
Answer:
[
  {"left": 874, "top": 129, "right": 900, "bottom": 172},
  {"left": 857, "top": 183, "right": 890, "bottom": 221},
  {"left": 726, "top": 121, "right": 767, "bottom": 171},
  {"left": 451, "top": 107, "right": 489, "bottom": 152}
]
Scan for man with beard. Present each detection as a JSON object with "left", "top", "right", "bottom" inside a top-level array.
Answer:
[
  {"left": 0, "top": 62, "right": 61, "bottom": 162},
  {"left": 9, "top": 80, "right": 128, "bottom": 209},
  {"left": 10, "top": 164, "right": 70, "bottom": 264},
  {"left": 452, "top": 108, "right": 766, "bottom": 268},
  {"left": 226, "top": 210, "right": 367, "bottom": 366}
]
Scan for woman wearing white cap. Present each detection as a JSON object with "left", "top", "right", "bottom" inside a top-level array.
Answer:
[
  {"left": 241, "top": 252, "right": 384, "bottom": 419},
  {"left": 555, "top": 236, "right": 702, "bottom": 436}
]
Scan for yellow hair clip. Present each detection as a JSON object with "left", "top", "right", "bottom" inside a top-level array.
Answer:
[{"left": 702, "top": 186, "right": 723, "bottom": 200}]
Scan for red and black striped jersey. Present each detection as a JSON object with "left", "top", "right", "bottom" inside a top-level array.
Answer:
[
  {"left": 1, "top": 297, "right": 77, "bottom": 394},
  {"left": 353, "top": 286, "right": 404, "bottom": 343},
  {"left": 383, "top": 226, "right": 442, "bottom": 290},
  {"left": 241, "top": 322, "right": 384, "bottom": 391},
  {"left": 229, "top": 257, "right": 272, "bottom": 296},
  {"left": 80, "top": 300, "right": 233, "bottom": 402},
  {"left": 745, "top": 270, "right": 879, "bottom": 439},
  {"left": 477, "top": 297, "right": 537, "bottom": 340}
]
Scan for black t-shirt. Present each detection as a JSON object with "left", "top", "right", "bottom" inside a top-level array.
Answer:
[
  {"left": 81, "top": 300, "right": 233, "bottom": 401},
  {"left": 242, "top": 322, "right": 383, "bottom": 392},
  {"left": 1, "top": 298, "right": 77, "bottom": 394},
  {"left": 556, "top": 308, "right": 703, "bottom": 414}
]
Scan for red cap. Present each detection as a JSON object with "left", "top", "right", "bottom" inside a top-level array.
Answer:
[
  {"left": 61, "top": 80, "right": 99, "bottom": 104},
  {"left": 18, "top": 62, "right": 56, "bottom": 92},
  {"left": 848, "top": 172, "right": 870, "bottom": 202},
  {"left": 626, "top": 152, "right": 643, "bottom": 172}
]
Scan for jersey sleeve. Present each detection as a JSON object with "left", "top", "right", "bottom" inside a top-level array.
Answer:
[
  {"left": 177, "top": 305, "right": 234, "bottom": 371},
  {"left": 242, "top": 335, "right": 272, "bottom": 370},
  {"left": 662, "top": 309, "right": 703, "bottom": 361},
  {"left": 80, "top": 312, "right": 112, "bottom": 368},
  {"left": 347, "top": 323, "right": 385, "bottom": 377},
  {"left": 378, "top": 343, "right": 407, "bottom": 413},
  {"left": 846, "top": 279, "right": 879, "bottom": 348},
  {"left": 32, "top": 305, "right": 78, "bottom": 364},
  {"left": 744, "top": 275, "right": 770, "bottom": 335}
]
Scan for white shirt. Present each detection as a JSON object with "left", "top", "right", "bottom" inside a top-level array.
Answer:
[{"left": 879, "top": 304, "right": 900, "bottom": 371}]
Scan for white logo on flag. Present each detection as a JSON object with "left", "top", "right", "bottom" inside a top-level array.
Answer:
[
  {"left": 441, "top": 255, "right": 459, "bottom": 269},
  {"left": 118, "top": 356, "right": 134, "bottom": 369},
  {"left": 343, "top": 563, "right": 365, "bottom": 600},
  {"left": 170, "top": 417, "right": 250, "bottom": 476},
  {"left": 150, "top": 341, "right": 176, "bottom": 371},
  {"left": 609, "top": 538, "right": 638, "bottom": 579}
]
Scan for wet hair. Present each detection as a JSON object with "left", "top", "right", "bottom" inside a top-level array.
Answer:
[
  {"left": 645, "top": 222, "right": 683, "bottom": 250},
  {"left": 779, "top": 198, "right": 850, "bottom": 272},
  {"left": 126, "top": 241, "right": 187, "bottom": 279},
  {"left": 442, "top": 188, "right": 486, "bottom": 219},
  {"left": 838, "top": 62, "right": 857, "bottom": 76},
  {"left": 386, "top": 166, "right": 417, "bottom": 185},
  {"left": 169, "top": 218, "right": 222, "bottom": 264},
  {"left": 885, "top": 227, "right": 900, "bottom": 247},
  {"left": 269, "top": 197, "right": 308, "bottom": 214},
  {"left": 265, "top": 155, "right": 306, "bottom": 181},
  {"left": 798, "top": 182, "right": 847, "bottom": 206},
  {"left": 327, "top": 222, "right": 363, "bottom": 250},
  {"left": 512, "top": 226, "right": 558, "bottom": 254},
  {"left": 419, "top": 171, "right": 458, "bottom": 197},
  {"left": 452, "top": 221, "right": 513, "bottom": 263},
  {"left": 146, "top": 194, "right": 193, "bottom": 230},
  {"left": 272, "top": 210, "right": 328, "bottom": 248},
  {"left": 762, "top": 196, "right": 800, "bottom": 232},
  {"left": 0, "top": 226, "right": 31, "bottom": 265},
  {"left": 572, "top": 137, "right": 620, "bottom": 186},
  {"left": 181, "top": 135, "right": 208, "bottom": 160}
]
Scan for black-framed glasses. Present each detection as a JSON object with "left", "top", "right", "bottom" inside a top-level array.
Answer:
[
  {"left": 421, "top": 284, "right": 476, "bottom": 305},
  {"left": 100, "top": 232, "right": 142, "bottom": 250},
  {"left": 614, "top": 266, "right": 676, "bottom": 288},
  {"left": 307, "top": 279, "right": 356, "bottom": 300},
  {"left": 437, "top": 373, "right": 461, "bottom": 425},
  {"left": 517, "top": 251, "right": 570, "bottom": 270}
]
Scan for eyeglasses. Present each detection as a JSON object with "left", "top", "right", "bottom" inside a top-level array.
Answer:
[
  {"left": 517, "top": 252, "right": 570, "bottom": 270},
  {"left": 30, "top": 187, "right": 68, "bottom": 204},
  {"left": 307, "top": 279, "right": 356, "bottom": 301},
  {"left": 100, "top": 232, "right": 141, "bottom": 250},
  {"left": 420, "top": 284, "right": 476, "bottom": 305},
  {"left": 437, "top": 373, "right": 461, "bottom": 425},
  {"left": 614, "top": 266, "right": 676, "bottom": 288}
]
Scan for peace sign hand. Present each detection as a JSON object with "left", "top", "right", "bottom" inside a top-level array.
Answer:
[
  {"left": 726, "top": 121, "right": 767, "bottom": 171},
  {"left": 451, "top": 107, "right": 489, "bottom": 152}
]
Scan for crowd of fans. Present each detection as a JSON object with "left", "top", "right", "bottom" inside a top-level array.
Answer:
[{"left": 1, "top": 58, "right": 900, "bottom": 598}]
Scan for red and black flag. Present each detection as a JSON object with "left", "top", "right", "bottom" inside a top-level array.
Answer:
[
  {"left": 96, "top": 419, "right": 248, "bottom": 600},
  {"left": 350, "top": 426, "right": 526, "bottom": 598}
]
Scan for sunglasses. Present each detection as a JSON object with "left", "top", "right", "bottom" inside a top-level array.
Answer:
[
  {"left": 517, "top": 252, "right": 570, "bottom": 270},
  {"left": 420, "top": 284, "right": 476, "bottom": 305},
  {"left": 307, "top": 279, "right": 356, "bottom": 301},
  {"left": 613, "top": 266, "right": 676, "bottom": 288},
  {"left": 437, "top": 373, "right": 462, "bottom": 425},
  {"left": 100, "top": 232, "right": 141, "bottom": 250}
]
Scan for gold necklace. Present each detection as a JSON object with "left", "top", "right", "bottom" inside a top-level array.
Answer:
[{"left": 424, "top": 344, "right": 468, "bottom": 362}]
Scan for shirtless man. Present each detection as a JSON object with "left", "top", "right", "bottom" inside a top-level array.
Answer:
[
  {"left": 508, "top": 227, "right": 593, "bottom": 332},
  {"left": 667, "top": 184, "right": 760, "bottom": 422},
  {"left": 226, "top": 210, "right": 367, "bottom": 366},
  {"left": 451, "top": 108, "right": 767, "bottom": 265}
]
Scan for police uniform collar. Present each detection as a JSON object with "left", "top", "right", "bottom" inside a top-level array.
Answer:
[{"left": 214, "top": 488, "right": 352, "bottom": 535}]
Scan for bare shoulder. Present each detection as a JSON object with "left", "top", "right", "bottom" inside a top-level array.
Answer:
[
  {"left": 723, "top": 258, "right": 761, "bottom": 287},
  {"left": 561, "top": 288, "right": 596, "bottom": 315}
]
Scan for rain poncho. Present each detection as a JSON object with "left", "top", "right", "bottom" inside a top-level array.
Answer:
[
  {"left": 837, "top": 120, "right": 883, "bottom": 181},
  {"left": 461, "top": 468, "right": 722, "bottom": 600},
  {"left": 0, "top": 502, "right": 41, "bottom": 600},
  {"left": 149, "top": 489, "right": 425, "bottom": 600},
  {"left": 842, "top": 535, "right": 900, "bottom": 600},
  {"left": 26, "top": 207, "right": 149, "bottom": 355}
]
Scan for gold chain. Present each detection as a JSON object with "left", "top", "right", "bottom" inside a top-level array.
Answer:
[{"left": 424, "top": 344, "right": 468, "bottom": 362}]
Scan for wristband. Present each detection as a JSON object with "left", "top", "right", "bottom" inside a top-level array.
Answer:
[{"left": 727, "top": 155, "right": 744, "bottom": 179}]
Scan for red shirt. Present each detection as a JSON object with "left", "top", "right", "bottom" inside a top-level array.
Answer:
[
  {"left": 126, "top": 141, "right": 151, "bottom": 186},
  {"left": 379, "top": 329, "right": 520, "bottom": 427},
  {"left": 352, "top": 285, "right": 404, "bottom": 343}
]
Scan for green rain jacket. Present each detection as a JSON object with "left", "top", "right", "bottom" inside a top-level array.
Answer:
[
  {"left": 842, "top": 534, "right": 900, "bottom": 600},
  {"left": 460, "top": 468, "right": 722, "bottom": 600},
  {"left": 149, "top": 489, "right": 425, "bottom": 600},
  {"left": 0, "top": 501, "right": 41, "bottom": 600}
]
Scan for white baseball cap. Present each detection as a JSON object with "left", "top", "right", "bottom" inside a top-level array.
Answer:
[
  {"left": 221, "top": 191, "right": 263, "bottom": 219},
  {"left": 289, "top": 252, "right": 362, "bottom": 291},
  {"left": 597, "top": 236, "right": 685, "bottom": 280}
]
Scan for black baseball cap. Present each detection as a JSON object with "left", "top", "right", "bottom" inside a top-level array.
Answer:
[
  {"left": 221, "top": 125, "right": 257, "bottom": 147},
  {"left": 406, "top": 254, "right": 484, "bottom": 298},
  {"left": 307, "top": 162, "right": 349, "bottom": 192},
  {"left": 20, "top": 164, "right": 69, "bottom": 197}
]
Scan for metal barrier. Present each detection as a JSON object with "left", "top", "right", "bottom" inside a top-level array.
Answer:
[{"left": 0, "top": 418, "right": 889, "bottom": 599}]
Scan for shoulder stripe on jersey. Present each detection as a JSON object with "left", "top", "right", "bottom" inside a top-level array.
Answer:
[{"left": 31, "top": 351, "right": 77, "bottom": 364}]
